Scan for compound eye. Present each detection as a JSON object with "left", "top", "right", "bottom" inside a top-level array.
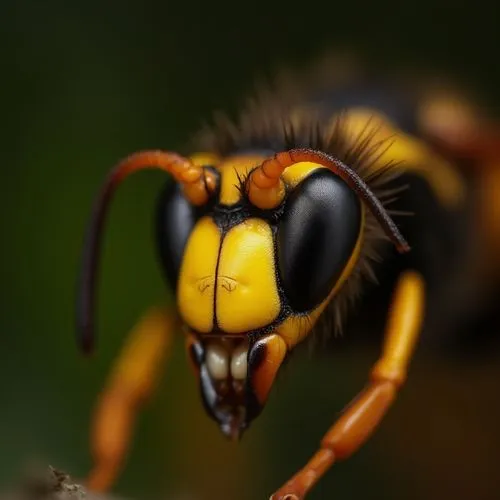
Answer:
[
  {"left": 277, "top": 169, "right": 362, "bottom": 312},
  {"left": 155, "top": 182, "right": 200, "bottom": 289}
]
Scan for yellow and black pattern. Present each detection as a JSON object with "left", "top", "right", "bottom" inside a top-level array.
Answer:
[
  {"left": 77, "top": 54, "right": 498, "bottom": 497},
  {"left": 157, "top": 148, "right": 369, "bottom": 345}
]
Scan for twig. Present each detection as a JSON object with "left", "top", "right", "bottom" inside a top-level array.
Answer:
[{"left": 0, "top": 466, "right": 123, "bottom": 500}]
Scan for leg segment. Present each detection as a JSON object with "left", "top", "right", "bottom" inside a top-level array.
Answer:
[
  {"left": 270, "top": 271, "right": 425, "bottom": 500},
  {"left": 86, "top": 307, "right": 176, "bottom": 492}
]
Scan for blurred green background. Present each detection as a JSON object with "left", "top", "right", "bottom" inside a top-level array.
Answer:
[{"left": 1, "top": 1, "right": 500, "bottom": 499}]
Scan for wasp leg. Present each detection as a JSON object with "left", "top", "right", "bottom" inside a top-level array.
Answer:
[
  {"left": 270, "top": 271, "right": 425, "bottom": 500},
  {"left": 86, "top": 307, "right": 176, "bottom": 492}
]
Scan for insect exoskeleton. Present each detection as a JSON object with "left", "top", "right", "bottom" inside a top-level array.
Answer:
[
  {"left": 77, "top": 114, "right": 409, "bottom": 495},
  {"left": 154, "top": 149, "right": 406, "bottom": 438}
]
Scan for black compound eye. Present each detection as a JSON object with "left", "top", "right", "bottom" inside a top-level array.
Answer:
[
  {"left": 277, "top": 169, "right": 362, "bottom": 312},
  {"left": 155, "top": 181, "right": 202, "bottom": 289}
]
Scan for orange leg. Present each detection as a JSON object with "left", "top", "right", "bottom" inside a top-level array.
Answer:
[
  {"left": 86, "top": 307, "right": 176, "bottom": 492},
  {"left": 270, "top": 271, "right": 425, "bottom": 500}
]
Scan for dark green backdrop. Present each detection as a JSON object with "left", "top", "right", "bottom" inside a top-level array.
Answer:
[{"left": 1, "top": 1, "right": 499, "bottom": 499}]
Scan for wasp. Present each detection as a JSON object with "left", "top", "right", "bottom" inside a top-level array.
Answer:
[{"left": 76, "top": 55, "right": 500, "bottom": 499}]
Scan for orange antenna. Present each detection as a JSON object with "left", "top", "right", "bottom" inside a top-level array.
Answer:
[
  {"left": 76, "top": 150, "right": 217, "bottom": 354},
  {"left": 248, "top": 148, "right": 410, "bottom": 253}
]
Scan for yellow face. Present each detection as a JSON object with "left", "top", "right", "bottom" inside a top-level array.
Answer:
[
  {"left": 179, "top": 215, "right": 281, "bottom": 333},
  {"left": 178, "top": 155, "right": 283, "bottom": 335},
  {"left": 176, "top": 154, "right": 363, "bottom": 345},
  {"left": 157, "top": 153, "right": 364, "bottom": 438}
]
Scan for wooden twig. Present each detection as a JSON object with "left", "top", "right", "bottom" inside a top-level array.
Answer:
[{"left": 0, "top": 466, "right": 123, "bottom": 500}]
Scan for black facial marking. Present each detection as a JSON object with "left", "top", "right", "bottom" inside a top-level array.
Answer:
[
  {"left": 277, "top": 169, "right": 362, "bottom": 312},
  {"left": 211, "top": 205, "right": 248, "bottom": 232}
]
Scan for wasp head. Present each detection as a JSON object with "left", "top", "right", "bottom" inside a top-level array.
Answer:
[
  {"left": 155, "top": 150, "right": 388, "bottom": 438},
  {"left": 76, "top": 147, "right": 407, "bottom": 439}
]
